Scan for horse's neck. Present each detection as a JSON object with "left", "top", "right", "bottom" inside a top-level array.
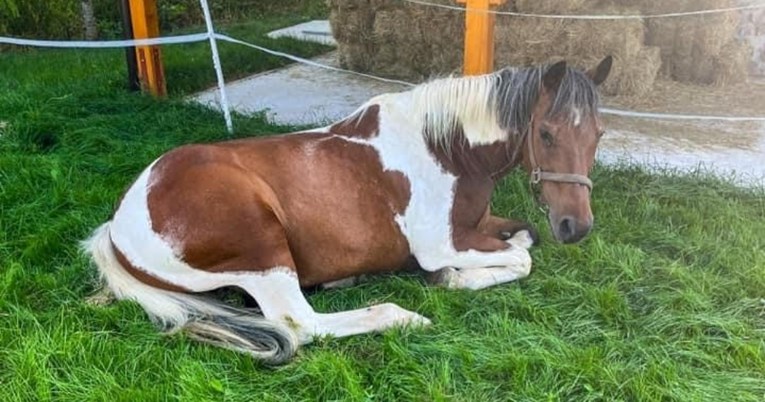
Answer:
[{"left": 380, "top": 81, "right": 518, "bottom": 179}]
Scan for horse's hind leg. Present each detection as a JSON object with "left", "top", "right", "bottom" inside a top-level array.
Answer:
[
  {"left": 239, "top": 268, "right": 430, "bottom": 344},
  {"left": 232, "top": 214, "right": 430, "bottom": 344}
]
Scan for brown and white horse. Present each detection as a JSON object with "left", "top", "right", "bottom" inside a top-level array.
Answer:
[{"left": 82, "top": 57, "right": 612, "bottom": 364}]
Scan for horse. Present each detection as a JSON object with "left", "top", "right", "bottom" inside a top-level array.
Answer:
[{"left": 82, "top": 56, "right": 612, "bottom": 364}]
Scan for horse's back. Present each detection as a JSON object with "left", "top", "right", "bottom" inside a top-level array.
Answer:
[{"left": 118, "top": 131, "right": 412, "bottom": 287}]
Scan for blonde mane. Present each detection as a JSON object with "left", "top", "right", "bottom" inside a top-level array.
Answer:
[
  {"left": 399, "top": 64, "right": 601, "bottom": 151},
  {"left": 409, "top": 74, "right": 504, "bottom": 149}
]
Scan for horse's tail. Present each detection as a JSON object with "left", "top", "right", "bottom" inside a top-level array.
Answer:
[{"left": 80, "top": 222, "right": 298, "bottom": 365}]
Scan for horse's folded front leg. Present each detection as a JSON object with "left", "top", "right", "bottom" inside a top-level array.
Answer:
[
  {"left": 427, "top": 265, "right": 530, "bottom": 290},
  {"left": 479, "top": 214, "right": 540, "bottom": 246},
  {"left": 423, "top": 230, "right": 534, "bottom": 290}
]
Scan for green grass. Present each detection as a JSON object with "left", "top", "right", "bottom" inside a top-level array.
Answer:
[{"left": 2, "top": 12, "right": 765, "bottom": 402}]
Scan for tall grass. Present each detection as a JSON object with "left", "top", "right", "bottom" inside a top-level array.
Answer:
[{"left": 1, "top": 13, "right": 764, "bottom": 402}]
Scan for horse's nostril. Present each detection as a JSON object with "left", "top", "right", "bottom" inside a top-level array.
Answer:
[{"left": 559, "top": 216, "right": 575, "bottom": 239}]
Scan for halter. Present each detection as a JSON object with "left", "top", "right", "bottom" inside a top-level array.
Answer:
[{"left": 525, "top": 115, "right": 593, "bottom": 191}]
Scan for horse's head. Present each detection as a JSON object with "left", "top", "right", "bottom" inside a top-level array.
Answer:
[{"left": 522, "top": 56, "right": 612, "bottom": 244}]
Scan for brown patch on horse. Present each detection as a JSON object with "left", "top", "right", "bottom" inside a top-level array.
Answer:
[
  {"left": 477, "top": 206, "right": 540, "bottom": 245},
  {"left": 425, "top": 122, "right": 518, "bottom": 179},
  {"left": 147, "top": 145, "right": 296, "bottom": 274},
  {"left": 112, "top": 242, "right": 190, "bottom": 292},
  {"left": 425, "top": 122, "right": 523, "bottom": 252},
  {"left": 450, "top": 177, "right": 511, "bottom": 252},
  {"left": 145, "top": 133, "right": 412, "bottom": 288},
  {"left": 329, "top": 104, "right": 380, "bottom": 139}
]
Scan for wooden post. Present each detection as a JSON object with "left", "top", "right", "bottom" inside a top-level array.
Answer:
[
  {"left": 457, "top": 0, "right": 507, "bottom": 76},
  {"left": 128, "top": 0, "right": 166, "bottom": 97}
]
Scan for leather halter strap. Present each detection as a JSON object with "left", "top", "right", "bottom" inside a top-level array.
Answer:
[{"left": 526, "top": 115, "right": 593, "bottom": 191}]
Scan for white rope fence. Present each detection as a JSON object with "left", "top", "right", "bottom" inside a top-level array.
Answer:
[
  {"left": 402, "top": 0, "right": 765, "bottom": 20},
  {"left": 198, "top": 0, "right": 232, "bottom": 133},
  {"left": 0, "top": 33, "right": 210, "bottom": 48},
  {"left": 1, "top": 0, "right": 765, "bottom": 131}
]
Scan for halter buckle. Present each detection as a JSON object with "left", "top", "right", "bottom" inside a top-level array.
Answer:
[{"left": 530, "top": 167, "right": 542, "bottom": 185}]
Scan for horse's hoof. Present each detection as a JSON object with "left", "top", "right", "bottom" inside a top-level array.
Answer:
[{"left": 501, "top": 225, "right": 539, "bottom": 247}]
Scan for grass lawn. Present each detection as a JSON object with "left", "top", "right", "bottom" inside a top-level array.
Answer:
[{"left": 2, "top": 7, "right": 765, "bottom": 402}]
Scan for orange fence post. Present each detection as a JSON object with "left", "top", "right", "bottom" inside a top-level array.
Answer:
[
  {"left": 129, "top": 0, "right": 166, "bottom": 97},
  {"left": 457, "top": 0, "right": 507, "bottom": 76}
]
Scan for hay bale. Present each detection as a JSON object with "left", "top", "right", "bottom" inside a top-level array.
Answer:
[
  {"left": 493, "top": 6, "right": 657, "bottom": 96},
  {"left": 373, "top": 10, "right": 418, "bottom": 42},
  {"left": 494, "top": 18, "right": 568, "bottom": 66},
  {"left": 565, "top": 13, "right": 645, "bottom": 59},
  {"left": 601, "top": 47, "right": 661, "bottom": 97},
  {"left": 329, "top": 9, "right": 374, "bottom": 44},
  {"left": 366, "top": 1, "right": 463, "bottom": 79},
  {"left": 608, "top": 0, "right": 723, "bottom": 14},
  {"left": 612, "top": 0, "right": 750, "bottom": 85},
  {"left": 513, "top": 0, "right": 588, "bottom": 14},
  {"left": 712, "top": 40, "right": 751, "bottom": 86},
  {"left": 329, "top": 0, "right": 754, "bottom": 95},
  {"left": 337, "top": 42, "right": 375, "bottom": 72},
  {"left": 327, "top": 0, "right": 369, "bottom": 11}
]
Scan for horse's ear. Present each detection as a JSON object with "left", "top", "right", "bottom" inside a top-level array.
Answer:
[
  {"left": 588, "top": 55, "right": 613, "bottom": 86},
  {"left": 542, "top": 60, "right": 567, "bottom": 92}
]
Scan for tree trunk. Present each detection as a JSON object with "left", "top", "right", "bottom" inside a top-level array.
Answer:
[{"left": 81, "top": 0, "right": 97, "bottom": 39}]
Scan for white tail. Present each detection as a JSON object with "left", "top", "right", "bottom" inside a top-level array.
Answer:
[{"left": 80, "top": 222, "right": 298, "bottom": 365}]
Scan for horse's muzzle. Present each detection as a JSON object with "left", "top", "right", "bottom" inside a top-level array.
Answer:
[{"left": 553, "top": 215, "right": 593, "bottom": 244}]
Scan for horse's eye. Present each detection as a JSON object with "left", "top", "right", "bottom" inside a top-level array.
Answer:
[
  {"left": 540, "top": 130, "right": 554, "bottom": 147},
  {"left": 598, "top": 130, "right": 606, "bottom": 138}
]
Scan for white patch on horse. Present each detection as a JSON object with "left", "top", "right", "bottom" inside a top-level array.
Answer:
[
  {"left": 335, "top": 94, "right": 532, "bottom": 274},
  {"left": 429, "top": 230, "right": 533, "bottom": 290},
  {"left": 573, "top": 107, "right": 582, "bottom": 127},
  {"left": 240, "top": 267, "right": 430, "bottom": 344}
]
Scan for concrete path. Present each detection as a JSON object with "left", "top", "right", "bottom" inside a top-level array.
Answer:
[
  {"left": 193, "top": 51, "right": 406, "bottom": 126},
  {"left": 266, "top": 20, "right": 337, "bottom": 46}
]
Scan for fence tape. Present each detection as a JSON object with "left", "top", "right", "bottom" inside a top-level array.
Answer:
[
  {"left": 402, "top": 0, "right": 765, "bottom": 20},
  {"left": 218, "top": 35, "right": 765, "bottom": 123},
  {"left": 2, "top": 31, "right": 765, "bottom": 123},
  {"left": 213, "top": 34, "right": 417, "bottom": 87},
  {"left": 0, "top": 33, "right": 209, "bottom": 48},
  {"left": 601, "top": 108, "right": 765, "bottom": 122}
]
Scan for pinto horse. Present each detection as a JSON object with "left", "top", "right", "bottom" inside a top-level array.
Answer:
[{"left": 82, "top": 57, "right": 612, "bottom": 364}]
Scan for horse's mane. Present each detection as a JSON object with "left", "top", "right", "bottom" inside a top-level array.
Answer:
[{"left": 408, "top": 64, "right": 601, "bottom": 149}]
